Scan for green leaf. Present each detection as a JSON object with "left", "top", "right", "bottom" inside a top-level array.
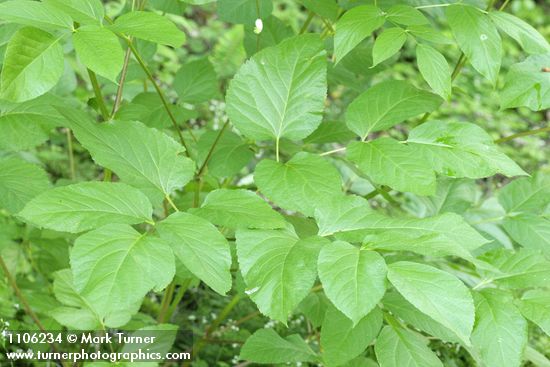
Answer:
[
  {"left": 318, "top": 241, "right": 387, "bottom": 325},
  {"left": 299, "top": 0, "right": 339, "bottom": 21},
  {"left": 0, "top": 158, "right": 50, "bottom": 213},
  {"left": 383, "top": 291, "right": 461, "bottom": 344},
  {"left": 498, "top": 174, "right": 550, "bottom": 214},
  {"left": 372, "top": 28, "right": 407, "bottom": 67},
  {"left": 314, "top": 195, "right": 374, "bottom": 237},
  {"left": 70, "top": 224, "right": 175, "bottom": 324},
  {"left": 446, "top": 4, "right": 502, "bottom": 84},
  {"left": 236, "top": 228, "right": 327, "bottom": 323},
  {"left": 386, "top": 5, "right": 429, "bottom": 26},
  {"left": 190, "top": 189, "right": 286, "bottom": 229},
  {"left": 0, "top": 0, "right": 72, "bottom": 31},
  {"left": 471, "top": 289, "right": 527, "bottom": 367},
  {"left": 334, "top": 5, "right": 384, "bottom": 63},
  {"left": 482, "top": 249, "right": 550, "bottom": 289},
  {"left": 304, "top": 121, "right": 354, "bottom": 144},
  {"left": 217, "top": 0, "right": 272, "bottom": 24},
  {"left": 346, "top": 80, "right": 442, "bottom": 138},
  {"left": 0, "top": 94, "right": 66, "bottom": 151},
  {"left": 365, "top": 213, "right": 488, "bottom": 262},
  {"left": 196, "top": 130, "right": 253, "bottom": 177},
  {"left": 347, "top": 138, "right": 436, "bottom": 196},
  {"left": 416, "top": 43, "right": 452, "bottom": 99},
  {"left": 226, "top": 35, "right": 327, "bottom": 142},
  {"left": 254, "top": 152, "right": 342, "bottom": 216},
  {"left": 413, "top": 178, "right": 477, "bottom": 216},
  {"left": 500, "top": 53, "right": 550, "bottom": 111},
  {"left": 110, "top": 11, "right": 185, "bottom": 47},
  {"left": 18, "top": 182, "right": 153, "bottom": 233},
  {"left": 375, "top": 324, "right": 443, "bottom": 367},
  {"left": 407, "top": 120, "right": 526, "bottom": 178},
  {"left": 50, "top": 269, "right": 101, "bottom": 330},
  {"left": 1, "top": 27, "right": 64, "bottom": 102},
  {"left": 321, "top": 306, "right": 382, "bottom": 367},
  {"left": 157, "top": 212, "right": 232, "bottom": 295},
  {"left": 489, "top": 12, "right": 550, "bottom": 55},
  {"left": 518, "top": 289, "right": 550, "bottom": 336},
  {"left": 174, "top": 57, "right": 218, "bottom": 104},
  {"left": 61, "top": 108, "right": 195, "bottom": 204},
  {"left": 44, "top": 0, "right": 105, "bottom": 25},
  {"left": 408, "top": 25, "right": 453, "bottom": 45},
  {"left": 297, "top": 292, "right": 328, "bottom": 328},
  {"left": 240, "top": 329, "right": 318, "bottom": 364},
  {"left": 387, "top": 261, "right": 475, "bottom": 344},
  {"left": 502, "top": 214, "right": 550, "bottom": 256},
  {"left": 73, "top": 25, "right": 124, "bottom": 82}
]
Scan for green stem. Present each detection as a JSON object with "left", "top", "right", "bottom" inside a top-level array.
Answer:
[
  {"left": 165, "top": 195, "right": 179, "bottom": 212},
  {"left": 299, "top": 11, "right": 315, "bottom": 34},
  {"left": 0, "top": 256, "right": 70, "bottom": 367},
  {"left": 196, "top": 119, "right": 230, "bottom": 177},
  {"left": 87, "top": 69, "right": 110, "bottom": 120},
  {"left": 192, "top": 295, "right": 242, "bottom": 359},
  {"left": 275, "top": 138, "right": 280, "bottom": 162},
  {"left": 499, "top": 0, "right": 511, "bottom": 11},
  {"left": 496, "top": 126, "right": 550, "bottom": 143},
  {"left": 165, "top": 279, "right": 191, "bottom": 320},
  {"left": 157, "top": 282, "right": 176, "bottom": 323},
  {"left": 66, "top": 128, "right": 76, "bottom": 180},
  {"left": 126, "top": 40, "right": 192, "bottom": 153},
  {"left": 111, "top": 46, "right": 132, "bottom": 117},
  {"left": 415, "top": 3, "right": 451, "bottom": 9}
]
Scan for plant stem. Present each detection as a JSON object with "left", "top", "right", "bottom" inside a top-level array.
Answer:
[
  {"left": 87, "top": 69, "right": 110, "bottom": 120},
  {"left": 496, "top": 126, "right": 550, "bottom": 143},
  {"left": 299, "top": 11, "right": 315, "bottom": 34},
  {"left": 126, "top": 40, "right": 192, "bottom": 153},
  {"left": 415, "top": 3, "right": 451, "bottom": 9},
  {"left": 196, "top": 119, "right": 230, "bottom": 177},
  {"left": 111, "top": 46, "right": 132, "bottom": 117},
  {"left": 165, "top": 279, "right": 191, "bottom": 319},
  {"left": 275, "top": 138, "right": 280, "bottom": 162},
  {"left": 499, "top": 0, "right": 511, "bottom": 11},
  {"left": 157, "top": 282, "right": 176, "bottom": 323},
  {"left": 320, "top": 146, "right": 346, "bottom": 156},
  {"left": 0, "top": 256, "right": 69, "bottom": 367},
  {"left": 192, "top": 295, "right": 242, "bottom": 359},
  {"left": 165, "top": 195, "right": 179, "bottom": 212},
  {"left": 66, "top": 128, "right": 76, "bottom": 180}
]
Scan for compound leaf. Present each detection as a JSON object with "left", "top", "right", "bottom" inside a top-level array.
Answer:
[
  {"left": 334, "top": 5, "right": 384, "bottom": 63},
  {"left": 70, "top": 224, "right": 175, "bottom": 325},
  {"left": 0, "top": 158, "right": 50, "bottom": 214},
  {"left": 190, "top": 189, "right": 286, "bottom": 229},
  {"left": 471, "top": 289, "right": 527, "bottom": 367},
  {"left": 73, "top": 25, "right": 124, "bottom": 82},
  {"left": 157, "top": 212, "right": 232, "bottom": 295},
  {"left": 110, "top": 11, "right": 185, "bottom": 47},
  {"left": 347, "top": 138, "right": 436, "bottom": 196},
  {"left": 19, "top": 182, "right": 153, "bottom": 233},
  {"left": 240, "top": 329, "right": 318, "bottom": 364},
  {"left": 236, "top": 228, "right": 327, "bottom": 323},
  {"left": 446, "top": 4, "right": 502, "bottom": 84},
  {"left": 387, "top": 261, "right": 475, "bottom": 344},
  {"left": 375, "top": 325, "right": 443, "bottom": 367},
  {"left": 490, "top": 12, "right": 550, "bottom": 55},
  {"left": 318, "top": 241, "right": 387, "bottom": 325},
  {"left": 372, "top": 27, "right": 407, "bottom": 67},
  {"left": 62, "top": 108, "right": 195, "bottom": 205},
  {"left": 255, "top": 152, "right": 342, "bottom": 217},
  {"left": 416, "top": 43, "right": 452, "bottom": 99},
  {"left": 346, "top": 80, "right": 442, "bottom": 138},
  {"left": 321, "top": 306, "right": 382, "bottom": 367},
  {"left": 0, "top": 27, "right": 64, "bottom": 102},
  {"left": 226, "top": 35, "right": 327, "bottom": 142}
]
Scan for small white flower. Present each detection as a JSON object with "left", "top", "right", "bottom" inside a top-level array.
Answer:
[{"left": 254, "top": 18, "right": 263, "bottom": 34}]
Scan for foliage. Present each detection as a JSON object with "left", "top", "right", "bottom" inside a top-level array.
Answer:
[{"left": 0, "top": 0, "right": 549, "bottom": 366}]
